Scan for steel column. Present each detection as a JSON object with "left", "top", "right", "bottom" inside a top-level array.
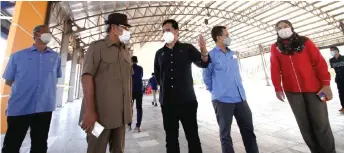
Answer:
[{"left": 259, "top": 45, "right": 271, "bottom": 86}]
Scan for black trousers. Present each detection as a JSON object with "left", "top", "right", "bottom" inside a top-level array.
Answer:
[
  {"left": 128, "top": 91, "right": 143, "bottom": 128},
  {"left": 337, "top": 80, "right": 344, "bottom": 108},
  {"left": 161, "top": 101, "right": 202, "bottom": 153},
  {"left": 2, "top": 112, "right": 53, "bottom": 153},
  {"left": 285, "top": 92, "right": 335, "bottom": 153},
  {"left": 213, "top": 100, "right": 258, "bottom": 153}
]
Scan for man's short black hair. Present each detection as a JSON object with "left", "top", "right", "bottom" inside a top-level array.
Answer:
[
  {"left": 162, "top": 19, "right": 179, "bottom": 30},
  {"left": 330, "top": 46, "right": 339, "bottom": 52},
  {"left": 131, "top": 56, "right": 138, "bottom": 63},
  {"left": 33, "top": 25, "right": 48, "bottom": 39},
  {"left": 151, "top": 73, "right": 154, "bottom": 75},
  {"left": 211, "top": 26, "right": 226, "bottom": 42}
]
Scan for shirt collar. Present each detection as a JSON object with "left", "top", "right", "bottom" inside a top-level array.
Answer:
[
  {"left": 30, "top": 45, "right": 53, "bottom": 52},
  {"left": 215, "top": 46, "right": 231, "bottom": 53},
  {"left": 164, "top": 40, "right": 180, "bottom": 49},
  {"left": 105, "top": 35, "right": 124, "bottom": 48}
]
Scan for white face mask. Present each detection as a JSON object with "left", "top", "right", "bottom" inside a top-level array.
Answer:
[
  {"left": 163, "top": 32, "right": 174, "bottom": 44},
  {"left": 278, "top": 28, "right": 293, "bottom": 39},
  {"left": 330, "top": 51, "right": 336, "bottom": 57},
  {"left": 223, "top": 36, "right": 232, "bottom": 46},
  {"left": 40, "top": 33, "right": 52, "bottom": 44},
  {"left": 119, "top": 30, "right": 131, "bottom": 43}
]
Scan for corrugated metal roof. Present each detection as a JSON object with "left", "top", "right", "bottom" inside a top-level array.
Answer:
[{"left": 49, "top": 1, "right": 344, "bottom": 58}]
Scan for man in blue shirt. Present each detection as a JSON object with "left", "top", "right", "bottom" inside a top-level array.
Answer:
[
  {"left": 203, "top": 26, "right": 258, "bottom": 153},
  {"left": 2, "top": 25, "right": 62, "bottom": 153},
  {"left": 128, "top": 56, "right": 144, "bottom": 132},
  {"left": 149, "top": 73, "right": 158, "bottom": 106}
]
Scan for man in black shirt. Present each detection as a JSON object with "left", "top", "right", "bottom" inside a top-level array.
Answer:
[
  {"left": 154, "top": 19, "right": 210, "bottom": 153},
  {"left": 329, "top": 46, "right": 344, "bottom": 112}
]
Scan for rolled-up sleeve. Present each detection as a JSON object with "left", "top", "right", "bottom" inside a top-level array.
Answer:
[
  {"left": 189, "top": 44, "right": 211, "bottom": 68},
  {"left": 3, "top": 54, "right": 16, "bottom": 81},
  {"left": 82, "top": 42, "right": 101, "bottom": 77},
  {"left": 202, "top": 62, "right": 214, "bottom": 92}
]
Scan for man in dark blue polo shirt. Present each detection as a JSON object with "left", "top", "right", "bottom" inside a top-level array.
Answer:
[
  {"left": 128, "top": 56, "right": 144, "bottom": 132},
  {"left": 2, "top": 25, "right": 62, "bottom": 153},
  {"left": 149, "top": 73, "right": 158, "bottom": 106}
]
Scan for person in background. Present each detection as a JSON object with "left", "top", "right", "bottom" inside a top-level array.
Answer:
[
  {"left": 154, "top": 19, "right": 210, "bottom": 153},
  {"left": 2, "top": 25, "right": 62, "bottom": 153},
  {"left": 270, "top": 20, "right": 336, "bottom": 153},
  {"left": 329, "top": 46, "right": 344, "bottom": 112},
  {"left": 128, "top": 56, "right": 144, "bottom": 132},
  {"left": 80, "top": 13, "right": 132, "bottom": 153},
  {"left": 149, "top": 73, "right": 159, "bottom": 107},
  {"left": 203, "top": 26, "right": 259, "bottom": 153}
]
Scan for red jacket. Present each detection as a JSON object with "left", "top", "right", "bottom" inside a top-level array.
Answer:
[{"left": 270, "top": 39, "right": 331, "bottom": 93}]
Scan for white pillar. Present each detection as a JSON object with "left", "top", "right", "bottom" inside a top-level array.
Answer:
[
  {"left": 56, "top": 20, "right": 72, "bottom": 107},
  {"left": 259, "top": 45, "right": 271, "bottom": 86},
  {"left": 67, "top": 48, "right": 79, "bottom": 102},
  {"left": 74, "top": 63, "right": 81, "bottom": 99},
  {"left": 78, "top": 58, "right": 84, "bottom": 99}
]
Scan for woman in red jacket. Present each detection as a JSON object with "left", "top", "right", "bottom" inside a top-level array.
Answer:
[{"left": 270, "top": 20, "right": 336, "bottom": 153}]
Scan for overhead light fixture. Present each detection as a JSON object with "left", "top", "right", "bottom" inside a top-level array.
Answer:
[
  {"left": 72, "top": 26, "right": 78, "bottom": 31},
  {"left": 80, "top": 43, "right": 84, "bottom": 47}
]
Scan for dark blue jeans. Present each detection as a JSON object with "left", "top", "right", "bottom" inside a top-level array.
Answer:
[
  {"left": 128, "top": 91, "right": 143, "bottom": 128},
  {"left": 213, "top": 100, "right": 258, "bottom": 153}
]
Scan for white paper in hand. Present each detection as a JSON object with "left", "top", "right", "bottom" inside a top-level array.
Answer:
[{"left": 92, "top": 122, "right": 104, "bottom": 138}]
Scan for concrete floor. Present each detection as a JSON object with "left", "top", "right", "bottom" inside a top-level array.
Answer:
[{"left": 1, "top": 80, "right": 344, "bottom": 153}]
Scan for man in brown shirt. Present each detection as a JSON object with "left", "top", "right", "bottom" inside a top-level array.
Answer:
[{"left": 79, "top": 13, "right": 133, "bottom": 153}]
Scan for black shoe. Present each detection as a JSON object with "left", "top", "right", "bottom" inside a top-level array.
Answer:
[
  {"left": 154, "top": 103, "right": 158, "bottom": 107},
  {"left": 152, "top": 102, "right": 154, "bottom": 105},
  {"left": 134, "top": 127, "right": 141, "bottom": 132}
]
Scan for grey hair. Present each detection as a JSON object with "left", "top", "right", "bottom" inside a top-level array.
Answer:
[{"left": 32, "top": 25, "right": 48, "bottom": 39}]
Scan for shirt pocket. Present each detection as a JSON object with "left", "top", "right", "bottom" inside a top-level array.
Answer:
[
  {"left": 213, "top": 57, "right": 225, "bottom": 71},
  {"left": 101, "top": 50, "right": 118, "bottom": 64},
  {"left": 17, "top": 57, "right": 36, "bottom": 71},
  {"left": 99, "top": 50, "right": 119, "bottom": 78},
  {"left": 43, "top": 56, "right": 57, "bottom": 72}
]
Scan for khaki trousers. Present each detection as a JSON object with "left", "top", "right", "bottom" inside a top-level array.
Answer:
[{"left": 87, "top": 125, "right": 126, "bottom": 153}]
